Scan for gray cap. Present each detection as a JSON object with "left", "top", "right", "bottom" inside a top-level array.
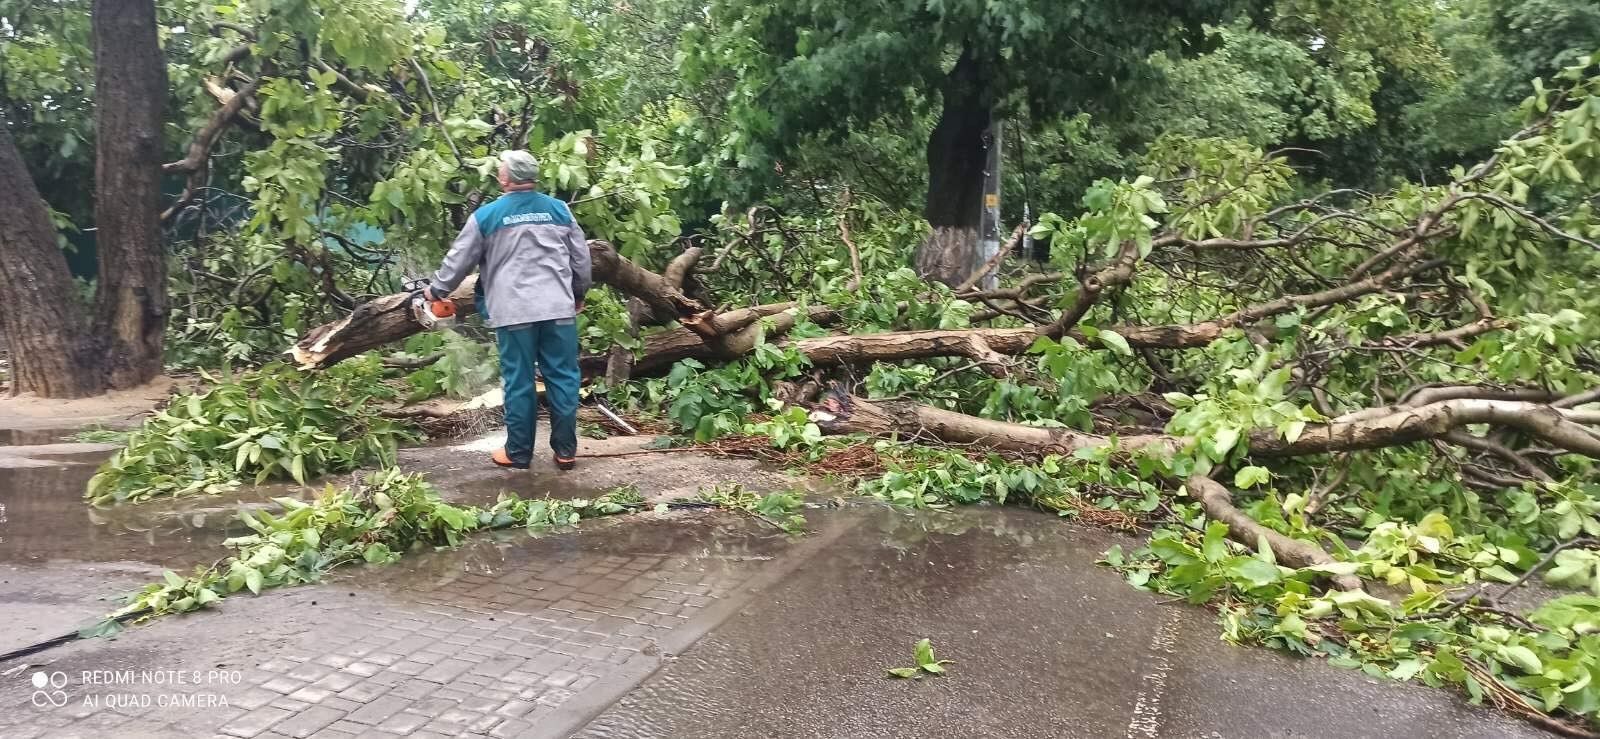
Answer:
[{"left": 500, "top": 150, "right": 540, "bottom": 183}]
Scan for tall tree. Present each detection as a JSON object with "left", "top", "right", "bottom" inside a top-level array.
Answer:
[
  {"left": 681, "top": 0, "right": 1258, "bottom": 284},
  {"left": 0, "top": 125, "right": 101, "bottom": 397},
  {"left": 1489, "top": 0, "right": 1600, "bottom": 91},
  {"left": 0, "top": 0, "right": 167, "bottom": 397},
  {"left": 91, "top": 0, "right": 168, "bottom": 388}
]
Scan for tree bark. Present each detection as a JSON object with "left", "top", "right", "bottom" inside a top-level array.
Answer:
[
  {"left": 1186, "top": 476, "right": 1363, "bottom": 591},
  {"left": 291, "top": 240, "right": 708, "bottom": 369},
  {"left": 606, "top": 247, "right": 704, "bottom": 384},
  {"left": 0, "top": 125, "right": 103, "bottom": 397},
  {"left": 806, "top": 392, "right": 1600, "bottom": 463},
  {"left": 605, "top": 298, "right": 647, "bottom": 385},
  {"left": 91, "top": 0, "right": 169, "bottom": 389},
  {"left": 914, "top": 42, "right": 994, "bottom": 286},
  {"left": 590, "top": 241, "right": 706, "bottom": 325},
  {"left": 793, "top": 327, "right": 1029, "bottom": 377},
  {"left": 805, "top": 391, "right": 1180, "bottom": 457}
]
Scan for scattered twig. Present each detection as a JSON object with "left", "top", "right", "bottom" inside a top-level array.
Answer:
[
  {"left": 954, "top": 223, "right": 1027, "bottom": 293},
  {"left": 837, "top": 189, "right": 864, "bottom": 291},
  {"left": 1495, "top": 537, "right": 1597, "bottom": 605}
]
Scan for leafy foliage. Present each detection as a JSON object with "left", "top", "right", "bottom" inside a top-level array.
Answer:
[
  {"left": 886, "top": 638, "right": 952, "bottom": 679},
  {"left": 86, "top": 362, "right": 416, "bottom": 505},
  {"left": 106, "top": 470, "right": 646, "bottom": 624},
  {"left": 694, "top": 484, "right": 809, "bottom": 535},
  {"left": 623, "top": 335, "right": 812, "bottom": 442},
  {"left": 396, "top": 331, "right": 500, "bottom": 401}
]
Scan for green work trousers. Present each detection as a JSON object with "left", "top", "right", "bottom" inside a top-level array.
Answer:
[{"left": 495, "top": 318, "right": 580, "bottom": 467}]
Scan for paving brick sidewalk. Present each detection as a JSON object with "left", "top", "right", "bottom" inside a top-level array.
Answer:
[{"left": 0, "top": 512, "right": 840, "bottom": 738}]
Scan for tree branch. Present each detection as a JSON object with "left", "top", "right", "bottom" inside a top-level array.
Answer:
[{"left": 1187, "top": 476, "right": 1363, "bottom": 591}]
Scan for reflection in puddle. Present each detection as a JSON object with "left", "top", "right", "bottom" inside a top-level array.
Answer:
[
  {"left": 344, "top": 510, "right": 796, "bottom": 602},
  {"left": 0, "top": 462, "right": 314, "bottom": 569}
]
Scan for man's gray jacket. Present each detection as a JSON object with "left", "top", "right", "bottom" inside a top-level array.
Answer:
[{"left": 429, "top": 190, "right": 593, "bottom": 328}]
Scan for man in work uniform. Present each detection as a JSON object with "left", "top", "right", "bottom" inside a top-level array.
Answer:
[{"left": 424, "top": 150, "right": 592, "bottom": 470}]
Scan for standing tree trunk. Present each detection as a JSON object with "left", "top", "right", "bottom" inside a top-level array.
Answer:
[
  {"left": 914, "top": 42, "right": 995, "bottom": 286},
  {"left": 0, "top": 125, "right": 104, "bottom": 398},
  {"left": 91, "top": 0, "right": 169, "bottom": 389}
]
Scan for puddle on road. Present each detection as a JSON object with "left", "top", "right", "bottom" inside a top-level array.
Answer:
[
  {"left": 0, "top": 462, "right": 315, "bottom": 569},
  {"left": 579, "top": 505, "right": 1149, "bottom": 739},
  {"left": 0, "top": 443, "right": 786, "bottom": 577},
  {"left": 342, "top": 508, "right": 797, "bottom": 604}
]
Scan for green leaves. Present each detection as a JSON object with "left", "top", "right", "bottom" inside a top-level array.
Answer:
[
  {"left": 110, "top": 474, "right": 649, "bottom": 626},
  {"left": 695, "top": 484, "right": 809, "bottom": 534},
  {"left": 1077, "top": 176, "right": 1168, "bottom": 257},
  {"left": 86, "top": 363, "right": 417, "bottom": 506},
  {"left": 1495, "top": 645, "right": 1545, "bottom": 675},
  {"left": 746, "top": 406, "right": 824, "bottom": 453},
  {"left": 1209, "top": 427, "right": 1242, "bottom": 460},
  {"left": 243, "top": 567, "right": 264, "bottom": 595},
  {"left": 1078, "top": 325, "right": 1132, "bottom": 356},
  {"left": 914, "top": 638, "right": 950, "bottom": 674},
  {"left": 1161, "top": 350, "right": 1324, "bottom": 473},
  {"left": 887, "top": 638, "right": 952, "bottom": 679},
  {"left": 1233, "top": 466, "right": 1271, "bottom": 490},
  {"left": 1201, "top": 521, "right": 1230, "bottom": 562},
  {"left": 1226, "top": 558, "right": 1283, "bottom": 589},
  {"left": 362, "top": 542, "right": 395, "bottom": 564},
  {"left": 1546, "top": 550, "right": 1600, "bottom": 595}
]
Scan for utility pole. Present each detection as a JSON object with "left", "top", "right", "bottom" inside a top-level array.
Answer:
[{"left": 976, "top": 118, "right": 1003, "bottom": 291}]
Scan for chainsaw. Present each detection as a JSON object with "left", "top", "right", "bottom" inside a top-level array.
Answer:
[
  {"left": 579, "top": 385, "right": 638, "bottom": 435},
  {"left": 403, "top": 278, "right": 457, "bottom": 331}
]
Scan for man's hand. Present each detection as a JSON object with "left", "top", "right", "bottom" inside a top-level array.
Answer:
[
  {"left": 422, "top": 286, "right": 438, "bottom": 302},
  {"left": 575, "top": 300, "right": 585, "bottom": 313}
]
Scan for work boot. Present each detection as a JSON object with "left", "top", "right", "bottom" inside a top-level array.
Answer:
[
  {"left": 491, "top": 448, "right": 529, "bottom": 470},
  {"left": 555, "top": 455, "right": 576, "bottom": 471}
]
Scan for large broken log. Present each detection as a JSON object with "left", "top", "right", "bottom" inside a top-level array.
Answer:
[
  {"left": 291, "top": 279, "right": 457, "bottom": 370},
  {"left": 576, "top": 322, "right": 1034, "bottom": 380},
  {"left": 607, "top": 247, "right": 700, "bottom": 384},
  {"left": 594, "top": 242, "right": 706, "bottom": 325},
  {"left": 793, "top": 328, "right": 1033, "bottom": 377},
  {"left": 290, "top": 240, "right": 705, "bottom": 369},
  {"left": 579, "top": 302, "right": 844, "bottom": 377}
]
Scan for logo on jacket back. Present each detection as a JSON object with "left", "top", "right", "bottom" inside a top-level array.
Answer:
[{"left": 502, "top": 212, "right": 554, "bottom": 226}]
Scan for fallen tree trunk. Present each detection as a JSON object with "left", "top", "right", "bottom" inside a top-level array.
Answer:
[
  {"left": 806, "top": 392, "right": 1179, "bottom": 456},
  {"left": 597, "top": 243, "right": 706, "bottom": 325},
  {"left": 292, "top": 250, "right": 1433, "bottom": 378},
  {"left": 804, "top": 392, "right": 1600, "bottom": 462},
  {"left": 1259, "top": 399, "right": 1600, "bottom": 459},
  {"left": 290, "top": 240, "right": 704, "bottom": 369},
  {"left": 607, "top": 247, "right": 701, "bottom": 384},
  {"left": 791, "top": 328, "right": 1034, "bottom": 377},
  {"left": 580, "top": 324, "right": 1031, "bottom": 380},
  {"left": 292, "top": 276, "right": 480, "bottom": 369},
  {"left": 1186, "top": 476, "right": 1364, "bottom": 591},
  {"left": 579, "top": 302, "right": 843, "bottom": 377}
]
